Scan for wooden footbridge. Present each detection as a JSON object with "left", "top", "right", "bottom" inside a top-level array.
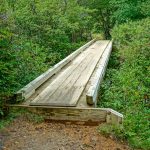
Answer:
[{"left": 12, "top": 40, "right": 123, "bottom": 125}]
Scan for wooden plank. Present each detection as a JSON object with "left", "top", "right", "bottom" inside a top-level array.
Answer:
[
  {"left": 106, "top": 109, "right": 123, "bottom": 125},
  {"left": 10, "top": 105, "right": 107, "bottom": 122},
  {"left": 31, "top": 53, "right": 93, "bottom": 105},
  {"left": 16, "top": 39, "right": 96, "bottom": 100},
  {"left": 31, "top": 41, "right": 109, "bottom": 106},
  {"left": 30, "top": 43, "right": 96, "bottom": 104},
  {"left": 48, "top": 54, "right": 94, "bottom": 106},
  {"left": 67, "top": 41, "right": 109, "bottom": 106},
  {"left": 9, "top": 105, "right": 123, "bottom": 125},
  {"left": 86, "top": 41, "right": 113, "bottom": 105}
]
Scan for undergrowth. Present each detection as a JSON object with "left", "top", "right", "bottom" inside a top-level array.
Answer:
[
  {"left": 98, "top": 18, "right": 150, "bottom": 149},
  {"left": 0, "top": 108, "right": 44, "bottom": 129}
]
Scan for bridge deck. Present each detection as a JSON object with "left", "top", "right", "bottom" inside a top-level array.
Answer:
[
  {"left": 17, "top": 40, "right": 112, "bottom": 108},
  {"left": 29, "top": 41, "right": 109, "bottom": 107},
  {"left": 12, "top": 40, "right": 124, "bottom": 125}
]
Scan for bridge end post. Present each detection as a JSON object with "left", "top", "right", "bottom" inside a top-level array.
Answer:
[{"left": 106, "top": 109, "right": 123, "bottom": 125}]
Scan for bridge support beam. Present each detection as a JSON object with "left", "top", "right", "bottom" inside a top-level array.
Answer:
[{"left": 10, "top": 105, "right": 123, "bottom": 125}]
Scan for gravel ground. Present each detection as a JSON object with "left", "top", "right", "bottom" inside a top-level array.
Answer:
[{"left": 0, "top": 116, "right": 130, "bottom": 150}]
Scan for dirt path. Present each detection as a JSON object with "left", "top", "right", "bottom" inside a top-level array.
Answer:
[{"left": 0, "top": 116, "right": 129, "bottom": 150}]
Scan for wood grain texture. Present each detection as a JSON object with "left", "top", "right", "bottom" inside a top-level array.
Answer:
[
  {"left": 30, "top": 49, "right": 93, "bottom": 104},
  {"left": 10, "top": 105, "right": 123, "bottom": 125},
  {"left": 16, "top": 39, "right": 96, "bottom": 100},
  {"left": 86, "top": 41, "right": 113, "bottom": 105},
  {"left": 30, "top": 41, "right": 109, "bottom": 106}
]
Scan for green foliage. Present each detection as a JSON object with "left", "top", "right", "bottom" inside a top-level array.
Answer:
[
  {"left": 98, "top": 18, "right": 150, "bottom": 149},
  {"left": 111, "top": 0, "right": 150, "bottom": 24},
  {"left": 82, "top": 0, "right": 113, "bottom": 39},
  {"left": 0, "top": 108, "right": 23, "bottom": 129},
  {"left": 81, "top": 0, "right": 150, "bottom": 39},
  {"left": 25, "top": 112, "right": 44, "bottom": 124},
  {"left": 99, "top": 124, "right": 125, "bottom": 140},
  {"left": 0, "top": 108, "right": 44, "bottom": 128},
  {"left": 0, "top": 0, "right": 92, "bottom": 117}
]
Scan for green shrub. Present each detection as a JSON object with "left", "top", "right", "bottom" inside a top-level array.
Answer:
[
  {"left": 0, "top": 0, "right": 91, "bottom": 118},
  {"left": 98, "top": 18, "right": 150, "bottom": 149}
]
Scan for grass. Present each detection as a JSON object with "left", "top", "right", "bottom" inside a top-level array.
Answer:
[{"left": 0, "top": 108, "right": 45, "bottom": 129}]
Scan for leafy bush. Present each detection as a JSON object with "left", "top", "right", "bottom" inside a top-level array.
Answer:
[
  {"left": 0, "top": 32, "right": 48, "bottom": 114},
  {"left": 98, "top": 18, "right": 150, "bottom": 149},
  {"left": 0, "top": 0, "right": 92, "bottom": 117}
]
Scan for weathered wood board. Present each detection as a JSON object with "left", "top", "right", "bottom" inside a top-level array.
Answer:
[
  {"left": 86, "top": 41, "right": 113, "bottom": 105},
  {"left": 30, "top": 41, "right": 110, "bottom": 106},
  {"left": 10, "top": 105, "right": 123, "bottom": 125},
  {"left": 16, "top": 39, "right": 96, "bottom": 100}
]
